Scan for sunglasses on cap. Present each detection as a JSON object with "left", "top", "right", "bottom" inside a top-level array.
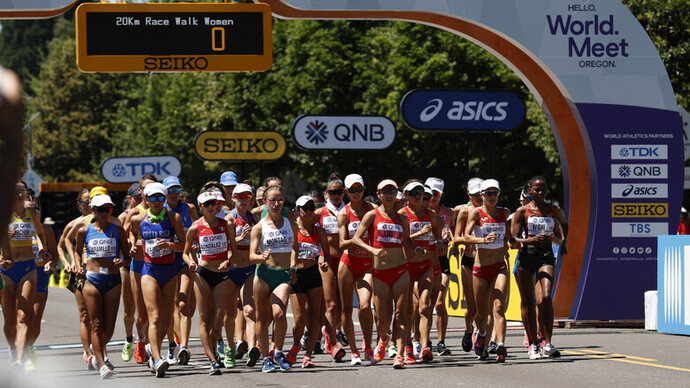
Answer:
[
  {"left": 233, "top": 193, "right": 252, "bottom": 201},
  {"left": 300, "top": 204, "right": 316, "bottom": 212},
  {"left": 200, "top": 200, "right": 219, "bottom": 208},
  {"left": 406, "top": 188, "right": 424, "bottom": 197},
  {"left": 483, "top": 190, "right": 500, "bottom": 197},
  {"left": 147, "top": 195, "right": 166, "bottom": 202},
  {"left": 327, "top": 189, "right": 344, "bottom": 196},
  {"left": 95, "top": 206, "right": 112, "bottom": 213},
  {"left": 167, "top": 187, "right": 182, "bottom": 194},
  {"left": 347, "top": 186, "right": 364, "bottom": 194}
]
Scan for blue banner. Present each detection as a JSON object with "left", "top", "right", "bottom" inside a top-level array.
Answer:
[{"left": 657, "top": 235, "right": 690, "bottom": 335}]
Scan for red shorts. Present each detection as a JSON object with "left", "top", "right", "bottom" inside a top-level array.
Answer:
[
  {"left": 433, "top": 264, "right": 442, "bottom": 278},
  {"left": 372, "top": 263, "right": 409, "bottom": 287},
  {"left": 341, "top": 253, "right": 372, "bottom": 279},
  {"left": 472, "top": 262, "right": 507, "bottom": 284},
  {"left": 328, "top": 255, "right": 341, "bottom": 273},
  {"left": 408, "top": 259, "right": 432, "bottom": 282}
]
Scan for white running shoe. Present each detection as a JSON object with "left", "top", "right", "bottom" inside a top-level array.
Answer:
[
  {"left": 541, "top": 343, "right": 560, "bottom": 358},
  {"left": 350, "top": 353, "right": 362, "bottom": 366},
  {"left": 412, "top": 341, "right": 422, "bottom": 359},
  {"left": 529, "top": 344, "right": 541, "bottom": 360}
]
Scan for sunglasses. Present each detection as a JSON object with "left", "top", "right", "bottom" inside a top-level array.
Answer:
[
  {"left": 78, "top": 200, "right": 90, "bottom": 205},
  {"left": 201, "top": 200, "right": 219, "bottom": 208},
  {"left": 483, "top": 190, "right": 500, "bottom": 197},
  {"left": 267, "top": 198, "right": 285, "bottom": 204},
  {"left": 432, "top": 191, "right": 441, "bottom": 197},
  {"left": 347, "top": 186, "right": 365, "bottom": 194},
  {"left": 379, "top": 188, "right": 398, "bottom": 195},
  {"left": 406, "top": 188, "right": 424, "bottom": 197},
  {"left": 327, "top": 189, "right": 344, "bottom": 196},
  {"left": 525, "top": 195, "right": 533, "bottom": 202},
  {"left": 300, "top": 205, "right": 316, "bottom": 212},
  {"left": 167, "top": 187, "right": 182, "bottom": 194},
  {"left": 148, "top": 195, "right": 166, "bottom": 202},
  {"left": 233, "top": 193, "right": 252, "bottom": 201},
  {"left": 15, "top": 188, "right": 27, "bottom": 193},
  {"left": 423, "top": 195, "right": 432, "bottom": 200},
  {"left": 95, "top": 206, "right": 112, "bottom": 213}
]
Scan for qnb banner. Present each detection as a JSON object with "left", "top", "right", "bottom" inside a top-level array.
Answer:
[
  {"left": 291, "top": 115, "right": 395, "bottom": 150},
  {"left": 657, "top": 236, "right": 690, "bottom": 335}
]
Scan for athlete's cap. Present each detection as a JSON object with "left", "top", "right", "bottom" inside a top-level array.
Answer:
[
  {"left": 683, "top": 207, "right": 688, "bottom": 214},
  {"left": 89, "top": 186, "right": 108, "bottom": 198},
  {"left": 91, "top": 194, "right": 115, "bottom": 208},
  {"left": 197, "top": 191, "right": 218, "bottom": 204},
  {"left": 163, "top": 176, "right": 181, "bottom": 189},
  {"left": 220, "top": 171, "right": 238, "bottom": 186},
  {"left": 127, "top": 183, "right": 140, "bottom": 197},
  {"left": 403, "top": 181, "right": 424, "bottom": 193},
  {"left": 467, "top": 178, "right": 484, "bottom": 195},
  {"left": 210, "top": 190, "right": 225, "bottom": 202},
  {"left": 296, "top": 195, "right": 314, "bottom": 208},
  {"left": 480, "top": 179, "right": 501, "bottom": 192},
  {"left": 43, "top": 217, "right": 56, "bottom": 226},
  {"left": 143, "top": 182, "right": 166, "bottom": 197},
  {"left": 344, "top": 174, "right": 364, "bottom": 189},
  {"left": 232, "top": 183, "right": 253, "bottom": 196},
  {"left": 423, "top": 185, "right": 433, "bottom": 196},
  {"left": 377, "top": 179, "right": 398, "bottom": 191},
  {"left": 396, "top": 191, "right": 404, "bottom": 201},
  {"left": 425, "top": 177, "right": 444, "bottom": 193}
]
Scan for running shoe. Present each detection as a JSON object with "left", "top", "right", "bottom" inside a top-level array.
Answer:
[
  {"left": 313, "top": 341, "right": 324, "bottom": 355},
  {"left": 374, "top": 335, "right": 389, "bottom": 363},
  {"left": 261, "top": 357, "right": 275, "bottom": 373},
  {"left": 87, "top": 355, "right": 98, "bottom": 371},
  {"left": 145, "top": 343, "right": 153, "bottom": 360},
  {"left": 99, "top": 365, "right": 114, "bottom": 379},
  {"left": 167, "top": 345, "right": 178, "bottom": 364},
  {"left": 216, "top": 339, "right": 225, "bottom": 361},
  {"left": 275, "top": 352, "right": 291, "bottom": 372},
  {"left": 404, "top": 345, "right": 416, "bottom": 364},
  {"left": 133, "top": 341, "right": 147, "bottom": 364},
  {"left": 300, "top": 329, "right": 309, "bottom": 349},
  {"left": 412, "top": 341, "right": 422, "bottom": 359},
  {"left": 246, "top": 346, "right": 261, "bottom": 367},
  {"left": 236, "top": 340, "right": 248, "bottom": 360},
  {"left": 28, "top": 346, "right": 36, "bottom": 363},
  {"left": 474, "top": 333, "right": 486, "bottom": 356},
  {"left": 437, "top": 341, "right": 451, "bottom": 356},
  {"left": 209, "top": 361, "right": 222, "bottom": 376},
  {"left": 224, "top": 346, "right": 236, "bottom": 368},
  {"left": 393, "top": 355, "right": 405, "bottom": 369},
  {"left": 487, "top": 341, "right": 498, "bottom": 354},
  {"left": 177, "top": 346, "right": 190, "bottom": 365},
  {"left": 336, "top": 330, "right": 349, "bottom": 347},
  {"left": 496, "top": 344, "right": 507, "bottom": 363},
  {"left": 301, "top": 355, "right": 315, "bottom": 368},
  {"left": 321, "top": 325, "right": 332, "bottom": 354},
  {"left": 153, "top": 358, "right": 169, "bottom": 378},
  {"left": 24, "top": 360, "right": 35, "bottom": 373},
  {"left": 286, "top": 345, "right": 300, "bottom": 365},
  {"left": 147, "top": 358, "right": 155, "bottom": 374},
  {"left": 541, "top": 343, "right": 560, "bottom": 358},
  {"left": 122, "top": 339, "right": 134, "bottom": 362},
  {"left": 269, "top": 348, "right": 275, "bottom": 361},
  {"left": 350, "top": 352, "right": 362, "bottom": 366},
  {"left": 461, "top": 330, "right": 473, "bottom": 352},
  {"left": 479, "top": 347, "right": 489, "bottom": 361},
  {"left": 331, "top": 344, "right": 346, "bottom": 362},
  {"left": 365, "top": 347, "right": 376, "bottom": 365},
  {"left": 104, "top": 357, "right": 115, "bottom": 370},
  {"left": 9, "top": 348, "right": 17, "bottom": 365},
  {"left": 386, "top": 344, "right": 398, "bottom": 359},
  {"left": 529, "top": 344, "right": 541, "bottom": 360},
  {"left": 523, "top": 331, "right": 529, "bottom": 347},
  {"left": 420, "top": 346, "right": 434, "bottom": 363}
]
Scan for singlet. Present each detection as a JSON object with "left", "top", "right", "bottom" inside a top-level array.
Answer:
[
  {"left": 345, "top": 203, "right": 372, "bottom": 258},
  {"left": 525, "top": 204, "right": 555, "bottom": 237},
  {"left": 195, "top": 218, "right": 230, "bottom": 261},
  {"left": 85, "top": 222, "right": 120, "bottom": 261},
  {"left": 259, "top": 217, "right": 294, "bottom": 254},
  {"left": 370, "top": 208, "right": 405, "bottom": 249},
  {"left": 404, "top": 207, "right": 435, "bottom": 250},
  {"left": 474, "top": 207, "right": 507, "bottom": 250},
  {"left": 140, "top": 210, "right": 175, "bottom": 265},
  {"left": 9, "top": 209, "right": 36, "bottom": 248},
  {"left": 166, "top": 201, "right": 192, "bottom": 252},
  {"left": 318, "top": 205, "right": 341, "bottom": 236},
  {"left": 438, "top": 207, "right": 451, "bottom": 229},
  {"left": 232, "top": 208, "right": 256, "bottom": 250},
  {"left": 297, "top": 226, "right": 321, "bottom": 260}
]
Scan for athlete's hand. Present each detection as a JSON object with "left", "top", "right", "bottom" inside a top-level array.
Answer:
[
  {"left": 44, "top": 261, "right": 53, "bottom": 272},
  {"left": 113, "top": 258, "right": 124, "bottom": 268},
  {"left": 219, "top": 259, "right": 229, "bottom": 270},
  {"left": 0, "top": 257, "right": 14, "bottom": 270},
  {"left": 441, "top": 227, "right": 451, "bottom": 241},
  {"left": 318, "top": 259, "right": 329, "bottom": 271},
  {"left": 483, "top": 232, "right": 497, "bottom": 244},
  {"left": 420, "top": 224, "right": 433, "bottom": 235},
  {"left": 372, "top": 248, "right": 387, "bottom": 258},
  {"left": 129, "top": 244, "right": 139, "bottom": 257},
  {"left": 188, "top": 260, "right": 198, "bottom": 272},
  {"left": 7, "top": 227, "right": 15, "bottom": 239},
  {"left": 155, "top": 237, "right": 168, "bottom": 249},
  {"left": 239, "top": 225, "right": 251, "bottom": 241},
  {"left": 261, "top": 249, "right": 272, "bottom": 262},
  {"left": 534, "top": 233, "right": 550, "bottom": 242}
]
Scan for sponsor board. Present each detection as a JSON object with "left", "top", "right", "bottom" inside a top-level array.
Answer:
[
  {"left": 611, "top": 183, "right": 668, "bottom": 198},
  {"left": 611, "top": 144, "right": 668, "bottom": 160},
  {"left": 611, "top": 203, "right": 668, "bottom": 218},
  {"left": 101, "top": 156, "right": 181, "bottom": 183},
  {"left": 193, "top": 130, "right": 286, "bottom": 161},
  {"left": 291, "top": 115, "right": 396, "bottom": 150},
  {"left": 400, "top": 89, "right": 525, "bottom": 131},
  {"left": 611, "top": 164, "right": 667, "bottom": 179},
  {"left": 611, "top": 222, "right": 668, "bottom": 237}
]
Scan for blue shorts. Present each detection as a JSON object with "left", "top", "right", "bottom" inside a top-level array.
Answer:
[
  {"left": 142, "top": 262, "right": 177, "bottom": 288},
  {"left": 36, "top": 267, "right": 49, "bottom": 293},
  {"left": 86, "top": 271, "right": 122, "bottom": 294},
  {"left": 229, "top": 264, "right": 256, "bottom": 287},
  {"left": 130, "top": 259, "right": 144, "bottom": 274},
  {"left": 513, "top": 253, "right": 520, "bottom": 275},
  {"left": 1, "top": 260, "right": 36, "bottom": 285},
  {"left": 174, "top": 252, "right": 188, "bottom": 275}
]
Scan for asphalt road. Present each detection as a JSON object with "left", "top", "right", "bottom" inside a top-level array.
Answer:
[{"left": 1, "top": 288, "right": 688, "bottom": 387}]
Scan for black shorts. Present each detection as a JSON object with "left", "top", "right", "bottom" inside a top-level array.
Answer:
[
  {"left": 461, "top": 254, "right": 474, "bottom": 269},
  {"left": 290, "top": 264, "right": 322, "bottom": 294},
  {"left": 438, "top": 255, "right": 451, "bottom": 275},
  {"left": 516, "top": 246, "right": 555, "bottom": 273}
]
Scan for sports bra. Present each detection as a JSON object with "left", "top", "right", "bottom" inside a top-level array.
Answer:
[
  {"left": 474, "top": 207, "right": 507, "bottom": 250},
  {"left": 404, "top": 207, "right": 435, "bottom": 250},
  {"left": 370, "top": 208, "right": 405, "bottom": 249},
  {"left": 297, "top": 226, "right": 321, "bottom": 260},
  {"left": 196, "top": 218, "right": 230, "bottom": 261},
  {"left": 259, "top": 217, "right": 294, "bottom": 254},
  {"left": 232, "top": 209, "right": 256, "bottom": 251},
  {"left": 524, "top": 204, "right": 555, "bottom": 237},
  {"left": 345, "top": 203, "right": 372, "bottom": 258},
  {"left": 85, "top": 222, "right": 120, "bottom": 261},
  {"left": 9, "top": 209, "right": 36, "bottom": 248}
]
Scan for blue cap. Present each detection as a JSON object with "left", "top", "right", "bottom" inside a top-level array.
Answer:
[
  {"left": 163, "top": 176, "right": 181, "bottom": 188},
  {"left": 220, "top": 171, "right": 238, "bottom": 186}
]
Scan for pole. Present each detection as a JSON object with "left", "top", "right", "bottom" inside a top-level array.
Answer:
[
  {"left": 489, "top": 131, "right": 495, "bottom": 177},
  {"left": 464, "top": 130, "right": 469, "bottom": 184}
]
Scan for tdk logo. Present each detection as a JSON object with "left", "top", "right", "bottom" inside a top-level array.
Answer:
[
  {"left": 401, "top": 89, "right": 525, "bottom": 131},
  {"left": 611, "top": 144, "right": 668, "bottom": 160}
]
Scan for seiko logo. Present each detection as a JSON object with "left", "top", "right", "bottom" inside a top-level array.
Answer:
[
  {"left": 144, "top": 57, "right": 208, "bottom": 71},
  {"left": 611, "top": 203, "right": 668, "bottom": 218}
]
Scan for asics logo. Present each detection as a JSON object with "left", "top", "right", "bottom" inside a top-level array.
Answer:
[{"left": 420, "top": 99, "right": 443, "bottom": 122}]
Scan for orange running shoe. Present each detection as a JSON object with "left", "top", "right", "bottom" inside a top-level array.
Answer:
[
  {"left": 373, "top": 335, "right": 389, "bottom": 363},
  {"left": 133, "top": 341, "right": 147, "bottom": 364},
  {"left": 393, "top": 355, "right": 405, "bottom": 369},
  {"left": 404, "top": 345, "right": 416, "bottom": 364}
]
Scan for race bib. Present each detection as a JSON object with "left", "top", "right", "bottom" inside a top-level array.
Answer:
[
  {"left": 376, "top": 223, "right": 403, "bottom": 245},
  {"left": 144, "top": 238, "right": 172, "bottom": 258},
  {"left": 88, "top": 237, "right": 118, "bottom": 259},
  {"left": 298, "top": 242, "right": 321, "bottom": 260},
  {"left": 527, "top": 216, "right": 555, "bottom": 237},
  {"left": 321, "top": 215, "right": 339, "bottom": 235},
  {"left": 199, "top": 233, "right": 228, "bottom": 256},
  {"left": 410, "top": 221, "right": 433, "bottom": 241}
]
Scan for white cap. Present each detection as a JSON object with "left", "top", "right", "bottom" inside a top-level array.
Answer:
[
  {"left": 210, "top": 191, "right": 225, "bottom": 202},
  {"left": 91, "top": 194, "right": 115, "bottom": 208},
  {"left": 396, "top": 191, "right": 404, "bottom": 201},
  {"left": 683, "top": 207, "right": 688, "bottom": 213},
  {"left": 296, "top": 195, "right": 314, "bottom": 207},
  {"left": 403, "top": 181, "right": 424, "bottom": 193},
  {"left": 425, "top": 177, "right": 444, "bottom": 193},
  {"left": 480, "top": 179, "right": 501, "bottom": 192},
  {"left": 143, "top": 182, "right": 166, "bottom": 197},
  {"left": 197, "top": 191, "right": 218, "bottom": 204},
  {"left": 467, "top": 178, "right": 484, "bottom": 195},
  {"left": 232, "top": 183, "right": 253, "bottom": 196},
  {"left": 344, "top": 174, "right": 364, "bottom": 189},
  {"left": 423, "top": 185, "right": 433, "bottom": 196}
]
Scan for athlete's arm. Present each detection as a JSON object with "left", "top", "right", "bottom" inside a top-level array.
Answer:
[
  {"left": 74, "top": 226, "right": 87, "bottom": 276},
  {"left": 248, "top": 222, "right": 266, "bottom": 264},
  {"left": 168, "top": 213, "right": 186, "bottom": 251},
  {"left": 188, "top": 203, "right": 199, "bottom": 221},
  {"left": 316, "top": 225, "right": 330, "bottom": 269},
  {"left": 463, "top": 208, "right": 492, "bottom": 245},
  {"left": 453, "top": 206, "right": 469, "bottom": 245},
  {"left": 337, "top": 207, "right": 350, "bottom": 250},
  {"left": 352, "top": 210, "right": 379, "bottom": 256},
  {"left": 116, "top": 225, "right": 131, "bottom": 267},
  {"left": 182, "top": 222, "right": 199, "bottom": 270}
]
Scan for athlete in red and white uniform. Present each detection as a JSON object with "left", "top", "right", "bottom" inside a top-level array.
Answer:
[
  {"left": 462, "top": 179, "right": 518, "bottom": 363},
  {"left": 337, "top": 174, "right": 375, "bottom": 365}
]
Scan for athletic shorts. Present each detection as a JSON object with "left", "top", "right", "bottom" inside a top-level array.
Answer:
[
  {"left": 461, "top": 254, "right": 474, "bottom": 269},
  {"left": 328, "top": 255, "right": 341, "bottom": 273},
  {"left": 341, "top": 253, "right": 372, "bottom": 280},
  {"left": 174, "top": 252, "right": 188, "bottom": 275},
  {"left": 408, "top": 259, "right": 432, "bottom": 283},
  {"left": 141, "top": 262, "right": 177, "bottom": 288},
  {"left": 229, "top": 264, "right": 256, "bottom": 287},
  {"left": 36, "top": 267, "right": 49, "bottom": 293},
  {"left": 472, "top": 262, "right": 507, "bottom": 284},
  {"left": 0, "top": 260, "right": 36, "bottom": 285},
  {"left": 438, "top": 255, "right": 451, "bottom": 275},
  {"left": 516, "top": 247, "right": 555, "bottom": 273},
  {"left": 130, "top": 259, "right": 144, "bottom": 274},
  {"left": 290, "top": 264, "right": 323, "bottom": 294},
  {"left": 255, "top": 264, "right": 290, "bottom": 292},
  {"left": 372, "top": 263, "right": 409, "bottom": 287},
  {"left": 197, "top": 266, "right": 230, "bottom": 289},
  {"left": 86, "top": 271, "right": 122, "bottom": 294}
]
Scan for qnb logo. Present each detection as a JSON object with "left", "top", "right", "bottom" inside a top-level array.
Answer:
[
  {"left": 419, "top": 99, "right": 509, "bottom": 123},
  {"left": 618, "top": 165, "right": 631, "bottom": 178},
  {"left": 306, "top": 121, "right": 328, "bottom": 144},
  {"left": 112, "top": 163, "right": 127, "bottom": 177}
]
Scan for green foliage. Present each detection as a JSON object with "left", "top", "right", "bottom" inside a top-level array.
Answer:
[{"left": 0, "top": 19, "right": 55, "bottom": 90}]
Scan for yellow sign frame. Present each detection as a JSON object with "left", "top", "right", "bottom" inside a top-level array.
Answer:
[
  {"left": 194, "top": 130, "right": 286, "bottom": 161},
  {"left": 611, "top": 203, "right": 668, "bottom": 218}
]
